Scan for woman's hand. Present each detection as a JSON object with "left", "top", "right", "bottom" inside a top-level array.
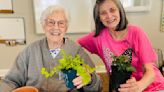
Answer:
[
  {"left": 72, "top": 76, "right": 84, "bottom": 89},
  {"left": 118, "top": 63, "right": 155, "bottom": 92},
  {"left": 118, "top": 77, "right": 141, "bottom": 92},
  {"left": 73, "top": 73, "right": 92, "bottom": 89}
]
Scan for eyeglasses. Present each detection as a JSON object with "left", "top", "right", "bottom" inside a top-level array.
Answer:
[{"left": 45, "top": 19, "right": 67, "bottom": 28}]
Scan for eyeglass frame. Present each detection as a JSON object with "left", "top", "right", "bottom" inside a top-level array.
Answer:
[{"left": 44, "top": 19, "right": 67, "bottom": 28}]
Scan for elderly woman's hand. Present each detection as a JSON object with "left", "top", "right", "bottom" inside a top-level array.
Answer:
[
  {"left": 72, "top": 74, "right": 92, "bottom": 89},
  {"left": 72, "top": 76, "right": 84, "bottom": 89},
  {"left": 118, "top": 77, "right": 142, "bottom": 92}
]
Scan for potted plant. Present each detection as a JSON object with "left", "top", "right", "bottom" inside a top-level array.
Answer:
[
  {"left": 12, "top": 86, "right": 38, "bottom": 92},
  {"left": 109, "top": 55, "right": 135, "bottom": 92},
  {"left": 41, "top": 50, "right": 95, "bottom": 89}
]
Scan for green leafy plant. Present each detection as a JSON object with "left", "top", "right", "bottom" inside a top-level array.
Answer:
[
  {"left": 41, "top": 49, "right": 95, "bottom": 85},
  {"left": 112, "top": 55, "right": 135, "bottom": 72},
  {"left": 110, "top": 55, "right": 136, "bottom": 92}
]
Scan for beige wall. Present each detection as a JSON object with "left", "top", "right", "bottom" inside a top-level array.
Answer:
[{"left": 0, "top": 0, "right": 163, "bottom": 69}]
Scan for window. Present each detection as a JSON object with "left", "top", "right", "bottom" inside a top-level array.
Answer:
[
  {"left": 33, "top": 0, "right": 92, "bottom": 34},
  {"left": 120, "top": 0, "right": 152, "bottom": 12}
]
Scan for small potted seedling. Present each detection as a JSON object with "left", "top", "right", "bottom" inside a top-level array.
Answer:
[{"left": 110, "top": 55, "right": 135, "bottom": 92}]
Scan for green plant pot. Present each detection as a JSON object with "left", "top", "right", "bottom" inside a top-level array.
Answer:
[
  {"left": 62, "top": 69, "right": 77, "bottom": 89},
  {"left": 109, "top": 66, "right": 132, "bottom": 92}
]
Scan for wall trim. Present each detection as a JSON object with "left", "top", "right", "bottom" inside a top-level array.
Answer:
[
  {"left": 0, "top": 69, "right": 9, "bottom": 77},
  {"left": 96, "top": 65, "right": 106, "bottom": 73}
]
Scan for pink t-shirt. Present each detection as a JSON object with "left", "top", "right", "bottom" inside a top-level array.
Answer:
[{"left": 78, "top": 24, "right": 164, "bottom": 91}]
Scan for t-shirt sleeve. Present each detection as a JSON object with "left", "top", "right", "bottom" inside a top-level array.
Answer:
[
  {"left": 135, "top": 27, "right": 157, "bottom": 65},
  {"left": 77, "top": 32, "right": 98, "bottom": 54}
]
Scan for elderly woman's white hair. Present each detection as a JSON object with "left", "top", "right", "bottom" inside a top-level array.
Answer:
[{"left": 40, "top": 5, "right": 70, "bottom": 26}]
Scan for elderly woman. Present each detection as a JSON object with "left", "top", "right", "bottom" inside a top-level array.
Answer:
[{"left": 0, "top": 5, "right": 102, "bottom": 92}]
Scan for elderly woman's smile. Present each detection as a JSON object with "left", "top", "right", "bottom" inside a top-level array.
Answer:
[{"left": 49, "top": 30, "right": 62, "bottom": 36}]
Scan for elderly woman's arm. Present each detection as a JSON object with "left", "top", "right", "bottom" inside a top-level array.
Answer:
[
  {"left": 0, "top": 51, "right": 27, "bottom": 92},
  {"left": 77, "top": 47, "right": 102, "bottom": 92},
  {"left": 82, "top": 73, "right": 102, "bottom": 92}
]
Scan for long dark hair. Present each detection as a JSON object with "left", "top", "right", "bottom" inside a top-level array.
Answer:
[{"left": 93, "top": 0, "right": 128, "bottom": 37}]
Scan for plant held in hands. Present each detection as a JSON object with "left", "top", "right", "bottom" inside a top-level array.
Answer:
[
  {"left": 112, "top": 55, "right": 135, "bottom": 72},
  {"left": 110, "top": 55, "right": 135, "bottom": 92},
  {"left": 41, "top": 50, "right": 95, "bottom": 89}
]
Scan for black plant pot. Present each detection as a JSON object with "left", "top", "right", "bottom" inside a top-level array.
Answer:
[
  {"left": 62, "top": 69, "right": 77, "bottom": 89},
  {"left": 109, "top": 66, "right": 132, "bottom": 92}
]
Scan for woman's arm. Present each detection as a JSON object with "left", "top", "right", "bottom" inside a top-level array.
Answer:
[
  {"left": 0, "top": 50, "right": 28, "bottom": 92},
  {"left": 136, "top": 63, "right": 155, "bottom": 91},
  {"left": 76, "top": 47, "right": 102, "bottom": 92}
]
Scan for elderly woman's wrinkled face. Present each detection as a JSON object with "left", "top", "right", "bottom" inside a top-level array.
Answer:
[
  {"left": 43, "top": 11, "right": 67, "bottom": 43},
  {"left": 99, "top": 0, "right": 120, "bottom": 30}
]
